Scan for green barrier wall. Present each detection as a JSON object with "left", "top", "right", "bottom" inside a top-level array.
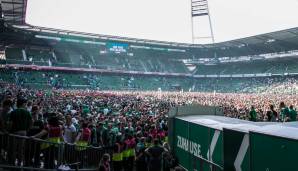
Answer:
[
  {"left": 189, "top": 122, "right": 210, "bottom": 171},
  {"left": 250, "top": 132, "right": 298, "bottom": 171},
  {"left": 170, "top": 114, "right": 298, "bottom": 171},
  {"left": 174, "top": 118, "right": 190, "bottom": 170},
  {"left": 223, "top": 128, "right": 250, "bottom": 171},
  {"left": 173, "top": 118, "right": 223, "bottom": 171},
  {"left": 210, "top": 128, "right": 223, "bottom": 169}
]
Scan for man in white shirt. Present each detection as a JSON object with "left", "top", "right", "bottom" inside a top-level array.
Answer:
[
  {"left": 63, "top": 115, "right": 77, "bottom": 165},
  {"left": 103, "top": 108, "right": 109, "bottom": 115},
  {"left": 63, "top": 115, "right": 77, "bottom": 144}
]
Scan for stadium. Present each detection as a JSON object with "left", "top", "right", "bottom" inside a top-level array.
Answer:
[{"left": 0, "top": 0, "right": 298, "bottom": 171}]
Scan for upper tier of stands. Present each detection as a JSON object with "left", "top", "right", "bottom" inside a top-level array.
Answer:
[
  {"left": 3, "top": 47, "right": 189, "bottom": 74},
  {"left": 3, "top": 47, "right": 298, "bottom": 76},
  {"left": 194, "top": 57, "right": 298, "bottom": 75},
  {"left": 1, "top": 24, "right": 298, "bottom": 76}
]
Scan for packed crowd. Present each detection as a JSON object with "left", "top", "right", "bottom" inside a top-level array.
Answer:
[
  {"left": 3, "top": 69, "right": 298, "bottom": 94},
  {"left": 0, "top": 84, "right": 177, "bottom": 171},
  {"left": 0, "top": 83, "right": 297, "bottom": 170}
]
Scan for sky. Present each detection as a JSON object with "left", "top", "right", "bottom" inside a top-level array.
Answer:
[{"left": 25, "top": 0, "right": 298, "bottom": 44}]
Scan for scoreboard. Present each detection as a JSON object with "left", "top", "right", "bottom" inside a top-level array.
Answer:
[{"left": 107, "top": 42, "right": 128, "bottom": 53}]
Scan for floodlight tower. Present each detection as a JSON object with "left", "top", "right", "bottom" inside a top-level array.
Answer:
[{"left": 191, "top": 0, "right": 215, "bottom": 44}]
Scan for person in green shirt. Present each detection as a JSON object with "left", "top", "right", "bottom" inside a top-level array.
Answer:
[
  {"left": 7, "top": 97, "right": 32, "bottom": 166},
  {"left": 249, "top": 106, "right": 257, "bottom": 122},
  {"left": 289, "top": 105, "right": 297, "bottom": 121},
  {"left": 279, "top": 102, "right": 290, "bottom": 122},
  {"left": 82, "top": 105, "right": 90, "bottom": 117},
  {"left": 9, "top": 97, "right": 32, "bottom": 134}
]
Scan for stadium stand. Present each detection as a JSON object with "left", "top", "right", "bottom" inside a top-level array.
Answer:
[
  {"left": 1, "top": 0, "right": 298, "bottom": 170},
  {"left": 194, "top": 56, "right": 298, "bottom": 75}
]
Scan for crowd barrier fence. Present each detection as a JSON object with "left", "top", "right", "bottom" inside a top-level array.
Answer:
[{"left": 0, "top": 132, "right": 112, "bottom": 170}]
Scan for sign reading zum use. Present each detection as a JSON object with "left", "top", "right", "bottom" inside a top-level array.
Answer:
[{"left": 177, "top": 135, "right": 202, "bottom": 158}]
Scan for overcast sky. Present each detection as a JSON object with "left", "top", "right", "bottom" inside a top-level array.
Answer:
[{"left": 26, "top": 0, "right": 298, "bottom": 44}]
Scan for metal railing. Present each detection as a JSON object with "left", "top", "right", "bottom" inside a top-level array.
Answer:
[
  {"left": 193, "top": 155, "right": 223, "bottom": 171},
  {"left": 0, "top": 132, "right": 111, "bottom": 170}
]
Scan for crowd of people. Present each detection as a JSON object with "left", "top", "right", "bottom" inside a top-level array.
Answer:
[
  {"left": 0, "top": 82, "right": 297, "bottom": 170},
  {"left": 3, "top": 68, "right": 298, "bottom": 94},
  {"left": 0, "top": 84, "right": 178, "bottom": 171}
]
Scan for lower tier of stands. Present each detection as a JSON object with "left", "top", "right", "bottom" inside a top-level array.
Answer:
[{"left": 1, "top": 68, "right": 298, "bottom": 94}]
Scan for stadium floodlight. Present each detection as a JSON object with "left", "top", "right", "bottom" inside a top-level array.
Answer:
[{"left": 191, "top": 0, "right": 215, "bottom": 44}]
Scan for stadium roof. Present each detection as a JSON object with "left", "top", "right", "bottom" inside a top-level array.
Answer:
[
  {"left": 6, "top": 24, "right": 298, "bottom": 51},
  {"left": 211, "top": 27, "right": 298, "bottom": 50}
]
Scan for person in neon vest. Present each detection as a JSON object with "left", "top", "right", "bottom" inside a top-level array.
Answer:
[
  {"left": 75, "top": 122, "right": 91, "bottom": 167},
  {"left": 33, "top": 114, "right": 63, "bottom": 169},
  {"left": 112, "top": 135, "right": 123, "bottom": 171},
  {"left": 123, "top": 134, "right": 136, "bottom": 171}
]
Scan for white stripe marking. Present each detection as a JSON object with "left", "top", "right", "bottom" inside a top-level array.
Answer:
[
  {"left": 234, "top": 134, "right": 249, "bottom": 171},
  {"left": 207, "top": 130, "right": 220, "bottom": 162}
]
